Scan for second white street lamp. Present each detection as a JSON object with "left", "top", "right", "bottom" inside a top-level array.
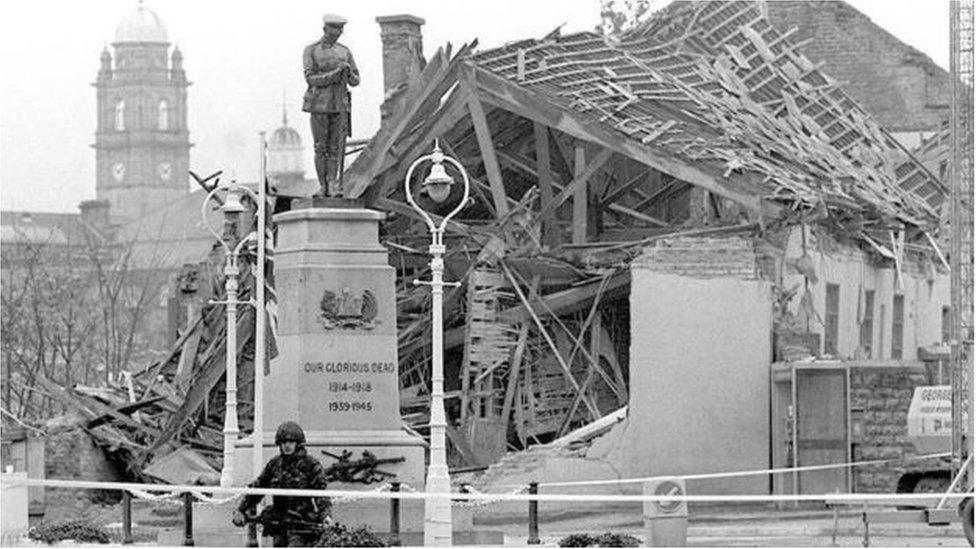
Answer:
[
  {"left": 404, "top": 140, "right": 470, "bottom": 547},
  {"left": 201, "top": 182, "right": 260, "bottom": 487}
]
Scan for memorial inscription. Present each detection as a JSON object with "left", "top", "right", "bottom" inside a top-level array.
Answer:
[{"left": 302, "top": 360, "right": 396, "bottom": 416}]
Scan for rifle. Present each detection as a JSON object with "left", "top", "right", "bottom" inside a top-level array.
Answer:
[
  {"left": 246, "top": 507, "right": 329, "bottom": 536},
  {"left": 321, "top": 449, "right": 406, "bottom": 484}
]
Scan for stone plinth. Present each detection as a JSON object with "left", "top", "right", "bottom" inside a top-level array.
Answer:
[{"left": 234, "top": 207, "right": 426, "bottom": 532}]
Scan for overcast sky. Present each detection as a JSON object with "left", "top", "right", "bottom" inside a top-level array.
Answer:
[{"left": 0, "top": 0, "right": 951, "bottom": 214}]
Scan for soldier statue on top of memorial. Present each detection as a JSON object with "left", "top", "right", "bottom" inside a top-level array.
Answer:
[{"left": 302, "top": 13, "right": 360, "bottom": 198}]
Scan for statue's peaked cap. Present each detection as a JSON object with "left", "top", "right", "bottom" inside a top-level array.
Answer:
[{"left": 322, "top": 13, "right": 348, "bottom": 26}]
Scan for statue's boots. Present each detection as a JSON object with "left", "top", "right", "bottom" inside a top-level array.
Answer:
[
  {"left": 324, "top": 155, "right": 341, "bottom": 197},
  {"left": 313, "top": 144, "right": 329, "bottom": 198}
]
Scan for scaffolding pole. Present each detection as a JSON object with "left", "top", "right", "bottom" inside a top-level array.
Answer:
[{"left": 949, "top": 0, "right": 974, "bottom": 489}]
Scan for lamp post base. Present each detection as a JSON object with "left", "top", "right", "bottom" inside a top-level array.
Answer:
[{"left": 424, "top": 471, "right": 453, "bottom": 546}]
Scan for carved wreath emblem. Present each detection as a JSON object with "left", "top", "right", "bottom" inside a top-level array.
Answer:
[{"left": 319, "top": 287, "right": 379, "bottom": 330}]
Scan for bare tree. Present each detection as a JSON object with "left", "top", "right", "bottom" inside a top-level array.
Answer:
[
  {"left": 599, "top": 0, "right": 667, "bottom": 38},
  {"left": 1, "top": 227, "right": 166, "bottom": 421}
]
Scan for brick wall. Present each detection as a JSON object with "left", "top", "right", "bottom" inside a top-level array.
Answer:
[
  {"left": 849, "top": 367, "right": 946, "bottom": 492},
  {"left": 766, "top": 1, "right": 950, "bottom": 132},
  {"left": 633, "top": 236, "right": 758, "bottom": 279}
]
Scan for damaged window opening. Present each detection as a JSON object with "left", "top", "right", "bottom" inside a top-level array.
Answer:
[
  {"left": 942, "top": 305, "right": 951, "bottom": 343},
  {"left": 860, "top": 289, "right": 875, "bottom": 358},
  {"left": 824, "top": 283, "right": 840, "bottom": 356},
  {"left": 892, "top": 294, "right": 905, "bottom": 360}
]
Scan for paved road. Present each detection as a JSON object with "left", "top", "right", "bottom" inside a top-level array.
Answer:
[
  {"left": 501, "top": 533, "right": 970, "bottom": 547},
  {"left": 490, "top": 512, "right": 971, "bottom": 547},
  {"left": 686, "top": 535, "right": 970, "bottom": 547}
]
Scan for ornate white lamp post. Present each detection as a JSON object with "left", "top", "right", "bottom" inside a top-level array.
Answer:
[
  {"left": 201, "top": 182, "right": 260, "bottom": 487},
  {"left": 404, "top": 141, "right": 470, "bottom": 546}
]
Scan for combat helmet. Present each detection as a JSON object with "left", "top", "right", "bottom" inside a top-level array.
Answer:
[{"left": 275, "top": 421, "right": 306, "bottom": 445}]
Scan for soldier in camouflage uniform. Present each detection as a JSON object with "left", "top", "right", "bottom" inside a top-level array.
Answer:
[{"left": 233, "top": 421, "right": 331, "bottom": 547}]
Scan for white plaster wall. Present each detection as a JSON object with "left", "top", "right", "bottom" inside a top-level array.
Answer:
[
  {"left": 782, "top": 227, "right": 949, "bottom": 360},
  {"left": 620, "top": 272, "right": 772, "bottom": 495}
]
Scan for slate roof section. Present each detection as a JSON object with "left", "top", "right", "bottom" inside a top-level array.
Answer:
[{"left": 472, "top": 0, "right": 945, "bottom": 225}]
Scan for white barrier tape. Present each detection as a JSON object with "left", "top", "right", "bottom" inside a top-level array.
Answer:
[
  {"left": 128, "top": 487, "right": 183, "bottom": 504},
  {"left": 333, "top": 482, "right": 392, "bottom": 503},
  {"left": 189, "top": 490, "right": 238, "bottom": 505},
  {"left": 403, "top": 481, "right": 527, "bottom": 508},
  {"left": 2, "top": 476, "right": 970, "bottom": 505},
  {"left": 532, "top": 451, "right": 952, "bottom": 488},
  {"left": 453, "top": 485, "right": 528, "bottom": 508}
]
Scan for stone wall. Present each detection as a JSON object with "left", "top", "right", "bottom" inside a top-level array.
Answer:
[
  {"left": 849, "top": 366, "right": 945, "bottom": 492},
  {"left": 42, "top": 429, "right": 126, "bottom": 520}
]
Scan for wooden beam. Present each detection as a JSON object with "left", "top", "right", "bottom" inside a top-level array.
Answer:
[
  {"left": 74, "top": 391, "right": 165, "bottom": 437},
  {"left": 445, "top": 420, "right": 483, "bottom": 467},
  {"left": 441, "top": 140, "right": 497, "bottom": 218},
  {"left": 573, "top": 144, "right": 588, "bottom": 244},
  {"left": 498, "top": 270, "right": 631, "bottom": 324},
  {"left": 634, "top": 178, "right": 682, "bottom": 211},
  {"left": 368, "top": 86, "right": 474, "bottom": 203},
  {"left": 346, "top": 47, "right": 452, "bottom": 198},
  {"left": 86, "top": 396, "right": 168, "bottom": 429},
  {"left": 500, "top": 149, "right": 667, "bottom": 228},
  {"left": 601, "top": 168, "right": 652, "bottom": 207},
  {"left": 538, "top": 147, "right": 612, "bottom": 225},
  {"left": 470, "top": 66, "right": 773, "bottom": 217},
  {"left": 465, "top": 84, "right": 510, "bottom": 217},
  {"left": 147, "top": 309, "right": 255, "bottom": 458},
  {"left": 607, "top": 203, "right": 668, "bottom": 227},
  {"left": 500, "top": 276, "right": 537, "bottom": 427},
  {"left": 374, "top": 197, "right": 476, "bottom": 238},
  {"left": 533, "top": 122, "right": 556, "bottom": 246},
  {"left": 500, "top": 261, "right": 601, "bottom": 420}
]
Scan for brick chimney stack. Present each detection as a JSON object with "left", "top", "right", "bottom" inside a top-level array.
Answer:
[{"left": 375, "top": 14, "right": 426, "bottom": 120}]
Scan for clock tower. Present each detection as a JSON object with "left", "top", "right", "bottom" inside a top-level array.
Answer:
[{"left": 94, "top": 2, "right": 191, "bottom": 221}]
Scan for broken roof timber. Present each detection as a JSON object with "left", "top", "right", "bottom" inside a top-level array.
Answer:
[
  {"left": 463, "top": 74, "right": 511, "bottom": 217},
  {"left": 471, "top": 1, "right": 941, "bottom": 228},
  {"left": 346, "top": 0, "right": 942, "bottom": 250},
  {"left": 469, "top": 64, "right": 773, "bottom": 218},
  {"left": 346, "top": 42, "right": 473, "bottom": 199}
]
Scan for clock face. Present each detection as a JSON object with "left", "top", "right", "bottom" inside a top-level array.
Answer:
[
  {"left": 112, "top": 162, "right": 125, "bottom": 182},
  {"left": 158, "top": 162, "right": 173, "bottom": 182}
]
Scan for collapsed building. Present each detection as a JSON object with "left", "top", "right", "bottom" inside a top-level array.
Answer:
[
  {"left": 17, "top": 0, "right": 956, "bottom": 503},
  {"left": 344, "top": 0, "right": 951, "bottom": 495}
]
